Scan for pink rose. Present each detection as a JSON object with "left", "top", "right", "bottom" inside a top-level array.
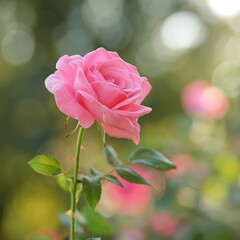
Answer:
[{"left": 45, "top": 48, "right": 152, "bottom": 144}]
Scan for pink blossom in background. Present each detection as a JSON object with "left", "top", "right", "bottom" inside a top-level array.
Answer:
[
  {"left": 45, "top": 48, "right": 152, "bottom": 144},
  {"left": 166, "top": 154, "right": 196, "bottom": 179},
  {"left": 97, "top": 166, "right": 165, "bottom": 216},
  {"left": 149, "top": 210, "right": 181, "bottom": 237},
  {"left": 181, "top": 80, "right": 229, "bottom": 119},
  {"left": 117, "top": 228, "right": 145, "bottom": 240}
]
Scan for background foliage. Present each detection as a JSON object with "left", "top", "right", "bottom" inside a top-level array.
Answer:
[{"left": 0, "top": 0, "right": 240, "bottom": 239}]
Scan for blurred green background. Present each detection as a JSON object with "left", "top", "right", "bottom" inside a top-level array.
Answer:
[{"left": 1, "top": 0, "right": 240, "bottom": 239}]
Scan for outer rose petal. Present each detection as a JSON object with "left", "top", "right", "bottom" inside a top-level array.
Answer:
[
  {"left": 130, "top": 74, "right": 152, "bottom": 104},
  {"left": 83, "top": 48, "right": 117, "bottom": 70},
  {"left": 56, "top": 55, "right": 82, "bottom": 85},
  {"left": 45, "top": 73, "right": 63, "bottom": 93},
  {"left": 50, "top": 83, "right": 94, "bottom": 128},
  {"left": 102, "top": 111, "right": 140, "bottom": 144},
  {"left": 115, "top": 104, "right": 152, "bottom": 118}
]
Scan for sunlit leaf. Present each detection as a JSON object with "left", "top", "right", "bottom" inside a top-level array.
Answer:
[
  {"left": 57, "top": 173, "right": 72, "bottom": 192},
  {"left": 128, "top": 147, "right": 176, "bottom": 171},
  {"left": 116, "top": 167, "right": 154, "bottom": 188},
  {"left": 28, "top": 155, "right": 62, "bottom": 176},
  {"left": 104, "top": 145, "right": 122, "bottom": 167},
  {"left": 82, "top": 206, "right": 115, "bottom": 236},
  {"left": 82, "top": 176, "right": 101, "bottom": 210}
]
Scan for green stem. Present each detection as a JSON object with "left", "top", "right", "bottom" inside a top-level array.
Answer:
[{"left": 70, "top": 127, "right": 84, "bottom": 240}]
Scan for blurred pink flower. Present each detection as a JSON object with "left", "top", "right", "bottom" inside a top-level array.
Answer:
[
  {"left": 166, "top": 154, "right": 196, "bottom": 179},
  {"left": 181, "top": 80, "right": 229, "bottom": 119},
  {"left": 45, "top": 48, "right": 152, "bottom": 144},
  {"left": 149, "top": 210, "right": 180, "bottom": 237},
  {"left": 117, "top": 228, "right": 145, "bottom": 240},
  {"left": 97, "top": 165, "right": 165, "bottom": 216}
]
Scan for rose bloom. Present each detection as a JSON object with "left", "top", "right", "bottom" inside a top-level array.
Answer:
[
  {"left": 181, "top": 80, "right": 229, "bottom": 119},
  {"left": 149, "top": 210, "right": 181, "bottom": 237},
  {"left": 45, "top": 48, "right": 152, "bottom": 144},
  {"left": 97, "top": 165, "right": 165, "bottom": 216}
]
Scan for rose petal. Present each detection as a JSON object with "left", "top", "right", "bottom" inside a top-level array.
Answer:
[
  {"left": 52, "top": 84, "right": 95, "bottom": 128},
  {"left": 112, "top": 89, "right": 143, "bottom": 110},
  {"left": 102, "top": 110, "right": 140, "bottom": 144},
  {"left": 90, "top": 68, "right": 106, "bottom": 82},
  {"left": 77, "top": 90, "right": 107, "bottom": 121},
  {"left": 83, "top": 48, "right": 116, "bottom": 70},
  {"left": 74, "top": 69, "right": 97, "bottom": 98},
  {"left": 130, "top": 74, "right": 152, "bottom": 104},
  {"left": 45, "top": 73, "right": 63, "bottom": 93},
  {"left": 91, "top": 81, "right": 127, "bottom": 108},
  {"left": 140, "top": 77, "right": 152, "bottom": 103},
  {"left": 77, "top": 90, "right": 140, "bottom": 144},
  {"left": 101, "top": 121, "right": 140, "bottom": 145},
  {"left": 116, "top": 104, "right": 152, "bottom": 118},
  {"left": 99, "top": 58, "right": 136, "bottom": 75},
  {"left": 56, "top": 55, "right": 82, "bottom": 85},
  {"left": 99, "top": 67, "right": 132, "bottom": 89}
]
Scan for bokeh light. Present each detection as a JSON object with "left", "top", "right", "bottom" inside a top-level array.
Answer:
[
  {"left": 1, "top": 23, "right": 35, "bottom": 65},
  {"left": 160, "top": 11, "right": 207, "bottom": 51},
  {"left": 206, "top": 0, "right": 240, "bottom": 18},
  {"left": 212, "top": 61, "right": 240, "bottom": 98}
]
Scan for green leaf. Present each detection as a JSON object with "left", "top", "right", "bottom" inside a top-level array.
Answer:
[
  {"left": 82, "top": 206, "right": 115, "bottom": 236},
  {"left": 28, "top": 155, "right": 62, "bottom": 176},
  {"left": 101, "top": 175, "right": 124, "bottom": 188},
  {"left": 104, "top": 145, "right": 122, "bottom": 167},
  {"left": 128, "top": 147, "right": 176, "bottom": 171},
  {"left": 90, "top": 168, "right": 124, "bottom": 188},
  {"left": 90, "top": 168, "right": 102, "bottom": 176},
  {"left": 57, "top": 174, "right": 72, "bottom": 192},
  {"left": 82, "top": 176, "right": 102, "bottom": 210},
  {"left": 116, "top": 167, "right": 154, "bottom": 188}
]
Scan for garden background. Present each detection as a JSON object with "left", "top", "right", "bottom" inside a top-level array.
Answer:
[{"left": 0, "top": 0, "right": 240, "bottom": 239}]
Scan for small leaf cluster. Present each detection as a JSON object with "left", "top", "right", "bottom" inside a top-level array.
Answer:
[{"left": 28, "top": 145, "right": 175, "bottom": 210}]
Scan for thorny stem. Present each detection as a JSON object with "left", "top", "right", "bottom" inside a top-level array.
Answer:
[{"left": 70, "top": 127, "right": 84, "bottom": 240}]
